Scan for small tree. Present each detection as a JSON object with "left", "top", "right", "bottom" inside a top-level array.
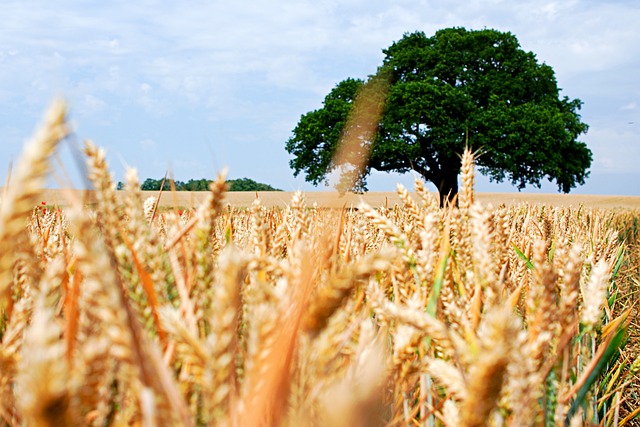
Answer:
[
  {"left": 140, "top": 178, "right": 163, "bottom": 191},
  {"left": 137, "top": 177, "right": 281, "bottom": 192},
  {"left": 227, "top": 178, "right": 282, "bottom": 192},
  {"left": 285, "top": 28, "right": 592, "bottom": 206},
  {"left": 184, "top": 178, "right": 210, "bottom": 191}
]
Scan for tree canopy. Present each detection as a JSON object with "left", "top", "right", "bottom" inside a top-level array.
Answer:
[
  {"left": 285, "top": 27, "right": 592, "bottom": 205},
  {"left": 227, "top": 178, "right": 282, "bottom": 192},
  {"left": 118, "top": 177, "right": 282, "bottom": 192}
]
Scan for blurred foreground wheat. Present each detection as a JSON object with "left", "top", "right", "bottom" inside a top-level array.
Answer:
[{"left": 0, "top": 101, "right": 639, "bottom": 426}]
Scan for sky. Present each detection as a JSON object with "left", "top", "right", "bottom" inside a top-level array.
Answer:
[{"left": 0, "top": 0, "right": 639, "bottom": 195}]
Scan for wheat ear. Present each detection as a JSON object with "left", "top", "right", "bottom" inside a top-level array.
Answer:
[{"left": 0, "top": 100, "right": 68, "bottom": 302}]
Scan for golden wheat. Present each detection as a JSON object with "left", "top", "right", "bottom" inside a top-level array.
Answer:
[{"left": 0, "top": 100, "right": 638, "bottom": 426}]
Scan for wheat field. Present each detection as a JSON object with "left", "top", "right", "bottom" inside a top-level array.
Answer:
[
  {"left": 1, "top": 101, "right": 639, "bottom": 426},
  {"left": 25, "top": 189, "right": 640, "bottom": 211}
]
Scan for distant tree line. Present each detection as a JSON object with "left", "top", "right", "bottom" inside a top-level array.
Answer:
[{"left": 116, "top": 177, "right": 282, "bottom": 192}]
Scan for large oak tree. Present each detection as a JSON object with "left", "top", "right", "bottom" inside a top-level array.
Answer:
[{"left": 285, "top": 28, "right": 591, "bottom": 205}]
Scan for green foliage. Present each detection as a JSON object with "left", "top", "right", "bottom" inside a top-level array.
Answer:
[
  {"left": 286, "top": 78, "right": 365, "bottom": 189},
  {"left": 285, "top": 27, "right": 592, "bottom": 203},
  {"left": 183, "top": 178, "right": 212, "bottom": 191},
  {"left": 226, "top": 178, "right": 282, "bottom": 192},
  {"left": 139, "top": 178, "right": 173, "bottom": 191},
  {"left": 121, "top": 177, "right": 282, "bottom": 191}
]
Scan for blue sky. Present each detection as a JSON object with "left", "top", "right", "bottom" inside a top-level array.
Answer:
[{"left": 1, "top": 0, "right": 639, "bottom": 194}]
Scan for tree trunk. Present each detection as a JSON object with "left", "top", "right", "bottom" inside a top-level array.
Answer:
[{"left": 435, "top": 169, "right": 459, "bottom": 208}]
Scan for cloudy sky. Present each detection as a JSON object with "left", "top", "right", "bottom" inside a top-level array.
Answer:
[{"left": 1, "top": 0, "right": 638, "bottom": 194}]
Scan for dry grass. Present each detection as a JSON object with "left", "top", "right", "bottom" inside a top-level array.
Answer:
[{"left": 1, "top": 100, "right": 639, "bottom": 426}]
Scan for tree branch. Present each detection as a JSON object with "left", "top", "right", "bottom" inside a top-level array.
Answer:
[{"left": 371, "top": 157, "right": 435, "bottom": 183}]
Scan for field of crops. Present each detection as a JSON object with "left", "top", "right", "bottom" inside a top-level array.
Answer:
[
  {"left": 33, "top": 189, "right": 640, "bottom": 211},
  {"left": 1, "top": 101, "right": 639, "bottom": 426}
]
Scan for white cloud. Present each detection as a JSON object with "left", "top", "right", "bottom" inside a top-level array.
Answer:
[
  {"left": 0, "top": 0, "right": 639, "bottom": 193},
  {"left": 81, "top": 94, "right": 107, "bottom": 115},
  {"left": 586, "top": 126, "right": 640, "bottom": 173},
  {"left": 140, "top": 138, "right": 157, "bottom": 149}
]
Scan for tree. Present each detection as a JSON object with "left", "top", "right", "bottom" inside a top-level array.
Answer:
[
  {"left": 184, "top": 178, "right": 210, "bottom": 191},
  {"left": 136, "top": 177, "right": 281, "bottom": 191},
  {"left": 141, "top": 178, "right": 168, "bottom": 191},
  {"left": 227, "top": 178, "right": 282, "bottom": 192},
  {"left": 285, "top": 28, "right": 591, "bottom": 206}
]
